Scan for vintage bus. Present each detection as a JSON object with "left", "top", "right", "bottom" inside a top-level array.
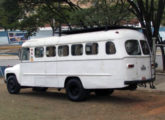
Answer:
[{"left": 4, "top": 29, "right": 154, "bottom": 101}]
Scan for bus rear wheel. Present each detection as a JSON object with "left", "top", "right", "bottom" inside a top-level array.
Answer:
[
  {"left": 7, "top": 75, "right": 21, "bottom": 94},
  {"left": 66, "top": 79, "right": 88, "bottom": 101},
  {"left": 95, "top": 89, "right": 114, "bottom": 96}
]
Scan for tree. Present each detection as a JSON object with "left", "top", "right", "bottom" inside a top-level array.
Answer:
[
  {"left": 126, "top": 0, "right": 165, "bottom": 70},
  {"left": 69, "top": 0, "right": 130, "bottom": 29},
  {"left": 19, "top": 15, "right": 42, "bottom": 37},
  {"left": 19, "top": 0, "right": 81, "bottom": 32},
  {"left": 19, "top": 0, "right": 131, "bottom": 34},
  {"left": 0, "top": 0, "right": 23, "bottom": 30}
]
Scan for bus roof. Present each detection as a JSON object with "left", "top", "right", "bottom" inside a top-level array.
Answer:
[{"left": 22, "top": 29, "right": 145, "bottom": 47}]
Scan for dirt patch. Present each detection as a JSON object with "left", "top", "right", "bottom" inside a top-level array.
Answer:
[{"left": 1, "top": 78, "right": 165, "bottom": 120}]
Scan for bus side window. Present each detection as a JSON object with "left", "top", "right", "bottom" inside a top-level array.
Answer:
[
  {"left": 35, "top": 47, "right": 44, "bottom": 58},
  {"left": 21, "top": 48, "right": 30, "bottom": 61},
  {"left": 71, "top": 44, "right": 83, "bottom": 56},
  {"left": 58, "top": 45, "right": 69, "bottom": 57},
  {"left": 46, "top": 46, "right": 56, "bottom": 57},
  {"left": 85, "top": 43, "right": 98, "bottom": 55},
  {"left": 106, "top": 42, "right": 116, "bottom": 54}
]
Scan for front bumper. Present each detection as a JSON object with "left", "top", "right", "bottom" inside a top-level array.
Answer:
[{"left": 124, "top": 78, "right": 155, "bottom": 85}]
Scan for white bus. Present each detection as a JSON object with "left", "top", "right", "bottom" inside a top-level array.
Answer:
[{"left": 4, "top": 29, "right": 154, "bottom": 101}]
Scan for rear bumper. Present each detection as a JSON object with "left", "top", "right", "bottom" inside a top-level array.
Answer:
[{"left": 124, "top": 78, "right": 154, "bottom": 85}]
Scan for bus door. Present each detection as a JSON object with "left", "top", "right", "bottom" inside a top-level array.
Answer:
[{"left": 21, "top": 47, "right": 46, "bottom": 86}]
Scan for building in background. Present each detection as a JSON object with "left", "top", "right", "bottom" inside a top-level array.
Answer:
[{"left": 0, "top": 31, "right": 9, "bottom": 45}]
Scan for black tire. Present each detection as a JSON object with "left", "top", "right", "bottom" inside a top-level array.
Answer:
[
  {"left": 7, "top": 75, "right": 21, "bottom": 94},
  {"left": 32, "top": 87, "right": 48, "bottom": 92},
  {"left": 66, "top": 79, "right": 88, "bottom": 101},
  {"left": 95, "top": 89, "right": 114, "bottom": 96}
]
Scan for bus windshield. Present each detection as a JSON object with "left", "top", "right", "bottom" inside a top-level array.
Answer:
[{"left": 21, "top": 48, "right": 30, "bottom": 61}]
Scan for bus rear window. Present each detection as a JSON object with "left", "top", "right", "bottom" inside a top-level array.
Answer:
[
  {"left": 140, "top": 40, "right": 150, "bottom": 55},
  {"left": 125, "top": 40, "right": 141, "bottom": 55}
]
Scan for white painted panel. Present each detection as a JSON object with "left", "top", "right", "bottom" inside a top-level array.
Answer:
[
  {"left": 21, "top": 62, "right": 45, "bottom": 86},
  {"left": 45, "top": 61, "right": 58, "bottom": 87}
]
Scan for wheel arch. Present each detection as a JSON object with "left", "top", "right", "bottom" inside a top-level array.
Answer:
[
  {"left": 6, "top": 73, "right": 20, "bottom": 84},
  {"left": 6, "top": 73, "right": 16, "bottom": 80},
  {"left": 64, "top": 76, "right": 83, "bottom": 88}
]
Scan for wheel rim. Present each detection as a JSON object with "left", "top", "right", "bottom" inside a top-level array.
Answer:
[
  {"left": 8, "top": 79, "right": 16, "bottom": 92},
  {"left": 69, "top": 83, "right": 80, "bottom": 96}
]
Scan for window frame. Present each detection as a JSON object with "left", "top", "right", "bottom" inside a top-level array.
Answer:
[
  {"left": 71, "top": 44, "right": 83, "bottom": 56},
  {"left": 58, "top": 45, "right": 69, "bottom": 57},
  {"left": 85, "top": 42, "right": 98, "bottom": 55},
  {"left": 46, "top": 46, "right": 56, "bottom": 57},
  {"left": 34, "top": 47, "right": 44, "bottom": 58},
  {"left": 125, "top": 40, "right": 141, "bottom": 55},
  {"left": 140, "top": 40, "right": 150, "bottom": 55},
  {"left": 21, "top": 47, "right": 30, "bottom": 61},
  {"left": 105, "top": 41, "right": 116, "bottom": 55}
]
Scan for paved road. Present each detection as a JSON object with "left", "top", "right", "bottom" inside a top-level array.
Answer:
[
  {"left": 0, "top": 59, "right": 20, "bottom": 66},
  {"left": 0, "top": 55, "right": 20, "bottom": 66}
]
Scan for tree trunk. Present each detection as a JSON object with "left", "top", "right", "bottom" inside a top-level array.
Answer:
[
  {"left": 160, "top": 46, "right": 165, "bottom": 71},
  {"left": 52, "top": 27, "right": 56, "bottom": 36}
]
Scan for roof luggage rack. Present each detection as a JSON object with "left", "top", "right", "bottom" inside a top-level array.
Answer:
[{"left": 61, "top": 26, "right": 140, "bottom": 35}]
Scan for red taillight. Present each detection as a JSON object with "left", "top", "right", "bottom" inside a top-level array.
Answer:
[
  {"left": 151, "top": 63, "right": 158, "bottom": 68},
  {"left": 127, "top": 64, "right": 134, "bottom": 68},
  {"left": 151, "top": 63, "right": 154, "bottom": 66},
  {"left": 151, "top": 63, "right": 154, "bottom": 68}
]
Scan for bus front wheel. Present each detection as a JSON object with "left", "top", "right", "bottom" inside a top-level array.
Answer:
[
  {"left": 66, "top": 79, "right": 88, "bottom": 101},
  {"left": 7, "top": 75, "right": 21, "bottom": 94}
]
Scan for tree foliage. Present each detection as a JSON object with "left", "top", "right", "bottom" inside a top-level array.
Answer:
[
  {"left": 0, "top": 0, "right": 23, "bottom": 30},
  {"left": 126, "top": 0, "right": 165, "bottom": 47},
  {"left": 69, "top": 0, "right": 130, "bottom": 29},
  {"left": 0, "top": 0, "right": 131, "bottom": 36}
]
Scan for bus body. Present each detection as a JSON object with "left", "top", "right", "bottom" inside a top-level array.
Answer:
[{"left": 4, "top": 29, "right": 154, "bottom": 101}]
